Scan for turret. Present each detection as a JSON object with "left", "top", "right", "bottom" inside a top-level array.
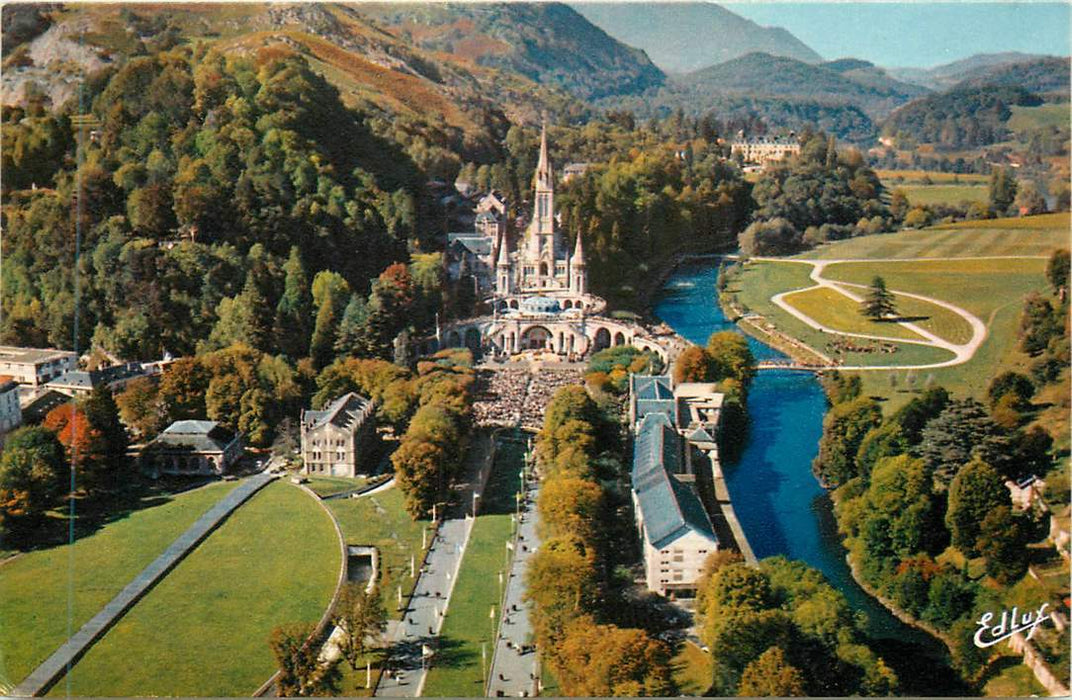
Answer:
[
  {"left": 496, "top": 233, "right": 512, "bottom": 296},
  {"left": 570, "top": 232, "right": 587, "bottom": 295}
]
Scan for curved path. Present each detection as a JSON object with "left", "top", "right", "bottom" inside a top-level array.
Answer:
[
  {"left": 751, "top": 255, "right": 1038, "bottom": 371},
  {"left": 13, "top": 473, "right": 276, "bottom": 697}
]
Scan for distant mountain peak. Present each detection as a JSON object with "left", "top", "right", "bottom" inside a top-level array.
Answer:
[{"left": 570, "top": 2, "right": 822, "bottom": 74}]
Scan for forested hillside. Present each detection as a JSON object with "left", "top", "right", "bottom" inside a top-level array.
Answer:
[{"left": 882, "top": 85, "right": 1044, "bottom": 149}]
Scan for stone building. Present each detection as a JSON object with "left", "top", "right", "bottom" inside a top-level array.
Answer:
[
  {"left": 0, "top": 346, "right": 78, "bottom": 388},
  {"left": 300, "top": 393, "right": 376, "bottom": 478},
  {"left": 730, "top": 133, "right": 801, "bottom": 167},
  {"left": 142, "top": 420, "right": 242, "bottom": 478}
]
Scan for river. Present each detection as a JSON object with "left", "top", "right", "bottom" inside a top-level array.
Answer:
[{"left": 655, "top": 260, "right": 970, "bottom": 696}]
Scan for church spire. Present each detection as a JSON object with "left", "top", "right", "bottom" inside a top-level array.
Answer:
[
  {"left": 535, "top": 120, "right": 553, "bottom": 190},
  {"left": 572, "top": 230, "right": 586, "bottom": 266}
]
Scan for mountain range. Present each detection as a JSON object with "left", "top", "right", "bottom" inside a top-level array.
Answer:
[{"left": 569, "top": 2, "right": 822, "bottom": 73}]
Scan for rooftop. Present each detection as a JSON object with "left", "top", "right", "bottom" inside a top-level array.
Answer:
[
  {"left": 0, "top": 346, "right": 77, "bottom": 365},
  {"left": 303, "top": 393, "right": 373, "bottom": 433},
  {"left": 152, "top": 420, "right": 236, "bottom": 453}
]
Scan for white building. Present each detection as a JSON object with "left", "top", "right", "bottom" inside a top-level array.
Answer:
[
  {"left": 0, "top": 376, "right": 23, "bottom": 442},
  {"left": 300, "top": 393, "right": 376, "bottom": 478},
  {"left": 0, "top": 346, "right": 78, "bottom": 387},
  {"left": 730, "top": 134, "right": 801, "bottom": 167},
  {"left": 631, "top": 412, "right": 719, "bottom": 596}
]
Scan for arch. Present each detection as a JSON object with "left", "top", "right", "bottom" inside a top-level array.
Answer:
[
  {"left": 509, "top": 299, "right": 519, "bottom": 309},
  {"left": 557, "top": 332, "right": 564, "bottom": 353},
  {"left": 465, "top": 328, "right": 481, "bottom": 351},
  {"left": 563, "top": 300, "right": 573, "bottom": 310},
  {"left": 539, "top": 262, "right": 549, "bottom": 277},
  {"left": 614, "top": 332, "right": 626, "bottom": 346},
  {"left": 594, "top": 327, "right": 611, "bottom": 351},
  {"left": 448, "top": 330, "right": 461, "bottom": 347},
  {"left": 521, "top": 325, "right": 553, "bottom": 351}
]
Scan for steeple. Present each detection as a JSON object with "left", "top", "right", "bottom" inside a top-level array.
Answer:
[
  {"left": 535, "top": 120, "right": 553, "bottom": 190},
  {"left": 570, "top": 231, "right": 587, "bottom": 295},
  {"left": 572, "top": 231, "right": 586, "bottom": 266}
]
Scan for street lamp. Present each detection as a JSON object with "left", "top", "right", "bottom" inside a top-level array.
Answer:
[{"left": 472, "top": 491, "right": 480, "bottom": 517}]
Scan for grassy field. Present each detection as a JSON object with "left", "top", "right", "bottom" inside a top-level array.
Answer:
[
  {"left": 0, "top": 481, "right": 239, "bottom": 690},
  {"left": 897, "top": 184, "right": 988, "bottom": 207},
  {"left": 822, "top": 258, "right": 1048, "bottom": 407},
  {"left": 782, "top": 286, "right": 926, "bottom": 341},
  {"left": 671, "top": 641, "right": 712, "bottom": 695},
  {"left": 727, "top": 261, "right": 955, "bottom": 368},
  {"left": 875, "top": 169, "right": 989, "bottom": 184},
  {"left": 328, "top": 485, "right": 429, "bottom": 618},
  {"left": 1007, "top": 103, "right": 1071, "bottom": 134},
  {"left": 305, "top": 475, "right": 369, "bottom": 497},
  {"left": 799, "top": 213, "right": 1069, "bottom": 260},
  {"left": 422, "top": 438, "right": 524, "bottom": 697},
  {"left": 54, "top": 482, "right": 340, "bottom": 696}
]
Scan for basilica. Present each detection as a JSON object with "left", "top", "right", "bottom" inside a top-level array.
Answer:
[{"left": 435, "top": 126, "right": 673, "bottom": 363}]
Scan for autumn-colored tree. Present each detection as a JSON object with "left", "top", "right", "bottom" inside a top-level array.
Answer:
[
  {"left": 672, "top": 345, "right": 712, "bottom": 384},
  {"left": 737, "top": 646, "right": 806, "bottom": 697},
  {"left": 43, "top": 403, "right": 105, "bottom": 490},
  {"left": 391, "top": 439, "right": 444, "bottom": 518},
  {"left": 538, "top": 476, "right": 603, "bottom": 544},
  {"left": 0, "top": 426, "right": 66, "bottom": 534},
  {"left": 525, "top": 535, "right": 599, "bottom": 654},
  {"left": 706, "top": 331, "right": 755, "bottom": 385},
  {"left": 116, "top": 376, "right": 165, "bottom": 439},
  {"left": 554, "top": 616, "right": 673, "bottom": 696},
  {"left": 268, "top": 622, "right": 338, "bottom": 696},
  {"left": 157, "top": 357, "right": 210, "bottom": 423}
]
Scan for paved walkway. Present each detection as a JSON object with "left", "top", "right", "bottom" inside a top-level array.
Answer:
[
  {"left": 486, "top": 476, "right": 540, "bottom": 698},
  {"left": 13, "top": 473, "right": 276, "bottom": 697},
  {"left": 376, "top": 434, "right": 494, "bottom": 697}
]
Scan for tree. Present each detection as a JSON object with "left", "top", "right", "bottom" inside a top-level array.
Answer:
[
  {"left": 987, "top": 371, "right": 1035, "bottom": 409},
  {"left": 862, "top": 276, "right": 896, "bottom": 320},
  {"left": 916, "top": 398, "right": 1013, "bottom": 485},
  {"left": 706, "top": 331, "right": 755, "bottom": 385},
  {"left": 554, "top": 617, "right": 673, "bottom": 696},
  {"left": 116, "top": 376, "right": 165, "bottom": 439},
  {"left": 275, "top": 247, "right": 313, "bottom": 359},
  {"left": 977, "top": 506, "right": 1029, "bottom": 584},
  {"left": 526, "top": 535, "right": 599, "bottom": 651},
  {"left": 334, "top": 583, "right": 387, "bottom": 671},
  {"left": 0, "top": 426, "right": 66, "bottom": 533},
  {"left": 738, "top": 646, "right": 806, "bottom": 696},
  {"left": 42, "top": 403, "right": 106, "bottom": 491},
  {"left": 268, "top": 622, "right": 337, "bottom": 697},
  {"left": 1046, "top": 248, "right": 1069, "bottom": 297},
  {"left": 158, "top": 357, "right": 210, "bottom": 422},
  {"left": 1014, "top": 181, "right": 1047, "bottom": 216},
  {"left": 945, "top": 458, "right": 1010, "bottom": 555},
  {"left": 537, "top": 476, "right": 603, "bottom": 544},
  {"left": 922, "top": 570, "right": 976, "bottom": 629},
  {"left": 738, "top": 217, "right": 801, "bottom": 256},
  {"left": 81, "top": 384, "right": 130, "bottom": 486},
  {"left": 813, "top": 397, "right": 882, "bottom": 487},
  {"left": 310, "top": 271, "right": 350, "bottom": 369},
  {"left": 988, "top": 166, "right": 1018, "bottom": 215},
  {"left": 672, "top": 345, "right": 712, "bottom": 384}
]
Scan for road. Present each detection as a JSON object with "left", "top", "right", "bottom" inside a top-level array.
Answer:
[
  {"left": 376, "top": 434, "right": 494, "bottom": 697},
  {"left": 486, "top": 475, "right": 541, "bottom": 698}
]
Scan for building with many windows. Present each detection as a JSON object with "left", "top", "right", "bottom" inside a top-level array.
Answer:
[
  {"left": 0, "top": 376, "right": 23, "bottom": 444},
  {"left": 142, "top": 420, "right": 243, "bottom": 478},
  {"left": 0, "top": 346, "right": 78, "bottom": 388},
  {"left": 300, "top": 393, "right": 376, "bottom": 478},
  {"left": 730, "top": 133, "right": 801, "bottom": 167}
]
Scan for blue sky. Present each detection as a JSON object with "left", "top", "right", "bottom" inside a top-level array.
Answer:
[{"left": 722, "top": 2, "right": 1071, "bottom": 67}]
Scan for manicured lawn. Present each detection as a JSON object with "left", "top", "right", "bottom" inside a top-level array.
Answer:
[
  {"left": 875, "top": 169, "right": 989, "bottom": 184},
  {"left": 799, "top": 213, "right": 1069, "bottom": 260},
  {"left": 53, "top": 482, "right": 340, "bottom": 696},
  {"left": 305, "top": 475, "right": 369, "bottom": 497},
  {"left": 892, "top": 294, "right": 975, "bottom": 345},
  {"left": 328, "top": 485, "right": 430, "bottom": 618},
  {"left": 824, "top": 258, "right": 1048, "bottom": 407},
  {"left": 671, "top": 641, "right": 712, "bottom": 695},
  {"left": 0, "top": 480, "right": 239, "bottom": 690},
  {"left": 727, "top": 261, "right": 955, "bottom": 368},
  {"left": 782, "top": 286, "right": 926, "bottom": 341},
  {"left": 898, "top": 184, "right": 988, "bottom": 207},
  {"left": 422, "top": 439, "right": 524, "bottom": 697}
]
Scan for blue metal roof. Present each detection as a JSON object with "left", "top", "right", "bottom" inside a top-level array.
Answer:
[{"left": 633, "top": 375, "right": 673, "bottom": 401}]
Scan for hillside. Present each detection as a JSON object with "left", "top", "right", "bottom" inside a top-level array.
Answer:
[
  {"left": 354, "top": 2, "right": 664, "bottom": 101},
  {"left": 952, "top": 56, "right": 1071, "bottom": 97},
  {"left": 882, "top": 84, "right": 1044, "bottom": 149},
  {"left": 570, "top": 2, "right": 821, "bottom": 74},
  {"left": 679, "top": 52, "right": 929, "bottom": 118},
  {"left": 888, "top": 52, "right": 1052, "bottom": 90}
]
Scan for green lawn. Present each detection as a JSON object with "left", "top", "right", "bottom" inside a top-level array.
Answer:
[
  {"left": 305, "top": 475, "right": 369, "bottom": 498},
  {"left": 782, "top": 286, "right": 926, "bottom": 341},
  {"left": 892, "top": 294, "right": 975, "bottom": 345},
  {"left": 823, "top": 258, "right": 1048, "bottom": 408},
  {"left": 798, "top": 213, "right": 1069, "bottom": 260},
  {"left": 423, "top": 438, "right": 524, "bottom": 697},
  {"left": 876, "top": 169, "right": 989, "bottom": 184},
  {"left": 983, "top": 659, "right": 1047, "bottom": 697},
  {"left": 53, "top": 482, "right": 340, "bottom": 696},
  {"left": 671, "top": 641, "right": 712, "bottom": 696},
  {"left": 897, "top": 184, "right": 988, "bottom": 207},
  {"left": 727, "top": 261, "right": 955, "bottom": 368},
  {"left": 328, "top": 485, "right": 429, "bottom": 618},
  {"left": 0, "top": 481, "right": 239, "bottom": 690}
]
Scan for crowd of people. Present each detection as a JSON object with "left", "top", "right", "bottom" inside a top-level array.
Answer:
[
  {"left": 471, "top": 366, "right": 585, "bottom": 430},
  {"left": 826, "top": 338, "right": 900, "bottom": 356}
]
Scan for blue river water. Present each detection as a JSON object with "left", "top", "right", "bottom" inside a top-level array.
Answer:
[{"left": 655, "top": 260, "right": 967, "bottom": 694}]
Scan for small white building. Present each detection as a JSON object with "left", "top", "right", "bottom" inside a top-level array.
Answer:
[
  {"left": 300, "top": 393, "right": 376, "bottom": 478},
  {"left": 631, "top": 412, "right": 719, "bottom": 596},
  {"left": 0, "top": 376, "right": 23, "bottom": 443},
  {"left": 142, "top": 420, "right": 242, "bottom": 478},
  {"left": 0, "top": 346, "right": 78, "bottom": 387}
]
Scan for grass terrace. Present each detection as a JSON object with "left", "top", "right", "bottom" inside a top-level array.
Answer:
[
  {"left": 53, "top": 482, "right": 340, "bottom": 696},
  {"left": 781, "top": 286, "right": 926, "bottom": 342},
  {"left": 422, "top": 437, "right": 525, "bottom": 697},
  {"left": 0, "top": 480, "right": 240, "bottom": 690},
  {"left": 798, "top": 213, "right": 1068, "bottom": 260}
]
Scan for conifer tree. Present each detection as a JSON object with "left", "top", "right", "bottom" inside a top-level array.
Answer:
[{"left": 862, "top": 276, "right": 896, "bottom": 320}]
